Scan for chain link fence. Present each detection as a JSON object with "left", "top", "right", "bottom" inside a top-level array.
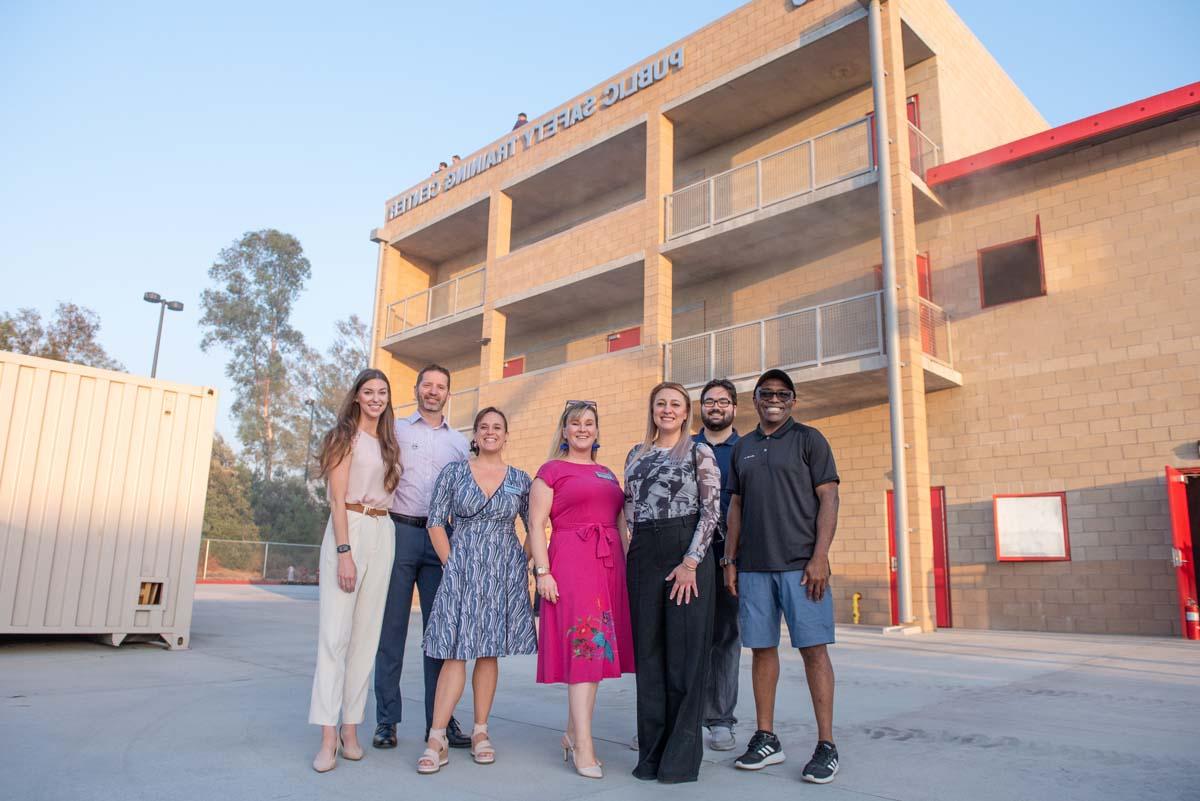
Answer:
[{"left": 197, "top": 538, "right": 321, "bottom": 584}]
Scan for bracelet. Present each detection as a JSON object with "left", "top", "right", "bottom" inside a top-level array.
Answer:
[{"left": 682, "top": 561, "right": 697, "bottom": 572}]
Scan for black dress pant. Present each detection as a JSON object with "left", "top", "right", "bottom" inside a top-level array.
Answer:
[
  {"left": 374, "top": 519, "right": 444, "bottom": 729},
  {"left": 627, "top": 515, "right": 716, "bottom": 783}
]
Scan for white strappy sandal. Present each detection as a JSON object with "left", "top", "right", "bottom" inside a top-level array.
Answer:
[
  {"left": 417, "top": 729, "right": 449, "bottom": 775},
  {"left": 471, "top": 723, "right": 496, "bottom": 765}
]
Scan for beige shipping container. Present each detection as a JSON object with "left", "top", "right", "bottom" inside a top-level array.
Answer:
[{"left": 0, "top": 351, "right": 218, "bottom": 649}]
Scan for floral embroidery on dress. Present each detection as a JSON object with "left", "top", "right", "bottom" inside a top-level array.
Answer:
[{"left": 569, "top": 602, "right": 616, "bottom": 662}]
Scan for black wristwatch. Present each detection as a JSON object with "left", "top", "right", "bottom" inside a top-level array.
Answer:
[
  {"left": 718, "top": 556, "right": 736, "bottom": 567},
  {"left": 336, "top": 544, "right": 351, "bottom": 554}
]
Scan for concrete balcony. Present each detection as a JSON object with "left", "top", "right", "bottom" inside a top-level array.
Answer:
[
  {"left": 381, "top": 268, "right": 485, "bottom": 361},
  {"left": 394, "top": 388, "right": 479, "bottom": 434},
  {"left": 661, "top": 117, "right": 881, "bottom": 282},
  {"left": 663, "top": 291, "right": 961, "bottom": 415}
]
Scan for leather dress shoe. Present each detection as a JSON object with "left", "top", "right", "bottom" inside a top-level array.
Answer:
[{"left": 373, "top": 723, "right": 397, "bottom": 749}]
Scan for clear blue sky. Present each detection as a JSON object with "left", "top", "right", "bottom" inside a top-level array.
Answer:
[{"left": 2, "top": 0, "right": 1196, "bottom": 440}]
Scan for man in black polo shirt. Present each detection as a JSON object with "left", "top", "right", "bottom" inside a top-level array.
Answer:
[{"left": 722, "top": 369, "right": 841, "bottom": 784}]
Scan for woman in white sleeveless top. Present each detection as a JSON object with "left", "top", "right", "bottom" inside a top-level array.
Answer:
[{"left": 309, "top": 369, "right": 403, "bottom": 773}]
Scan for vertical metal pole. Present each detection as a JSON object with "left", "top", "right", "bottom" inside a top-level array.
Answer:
[
  {"left": 150, "top": 301, "right": 166, "bottom": 378},
  {"left": 868, "top": 0, "right": 913, "bottom": 625},
  {"left": 262, "top": 542, "right": 270, "bottom": 579},
  {"left": 708, "top": 333, "right": 716, "bottom": 382},
  {"left": 815, "top": 305, "right": 824, "bottom": 366},
  {"left": 759, "top": 320, "right": 767, "bottom": 373},
  {"left": 202, "top": 539, "right": 210, "bottom": 581},
  {"left": 755, "top": 158, "right": 763, "bottom": 211}
]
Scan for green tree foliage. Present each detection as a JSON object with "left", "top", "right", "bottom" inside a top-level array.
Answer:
[
  {"left": 199, "top": 230, "right": 311, "bottom": 480},
  {"left": 281, "top": 314, "right": 372, "bottom": 477},
  {"left": 201, "top": 433, "right": 259, "bottom": 541},
  {"left": 250, "top": 476, "right": 326, "bottom": 545},
  {"left": 0, "top": 303, "right": 124, "bottom": 371}
]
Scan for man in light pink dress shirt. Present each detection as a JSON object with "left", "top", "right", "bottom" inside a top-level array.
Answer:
[{"left": 373, "top": 364, "right": 471, "bottom": 750}]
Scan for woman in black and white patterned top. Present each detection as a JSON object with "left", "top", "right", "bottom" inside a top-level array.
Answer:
[{"left": 622, "top": 381, "right": 721, "bottom": 784}]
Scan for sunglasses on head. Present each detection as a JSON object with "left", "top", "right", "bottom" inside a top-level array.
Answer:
[{"left": 565, "top": 399, "right": 598, "bottom": 409}]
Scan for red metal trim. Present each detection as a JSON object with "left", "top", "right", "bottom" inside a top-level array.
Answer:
[
  {"left": 502, "top": 356, "right": 525, "bottom": 378},
  {"left": 886, "top": 489, "right": 898, "bottom": 626},
  {"left": 928, "top": 82, "right": 1200, "bottom": 187},
  {"left": 607, "top": 326, "right": 642, "bottom": 353},
  {"left": 1167, "top": 466, "right": 1200, "bottom": 638},
  {"left": 977, "top": 218, "right": 1046, "bottom": 309},
  {"left": 931, "top": 487, "right": 951, "bottom": 628},
  {"left": 993, "top": 492, "right": 1071, "bottom": 562}
]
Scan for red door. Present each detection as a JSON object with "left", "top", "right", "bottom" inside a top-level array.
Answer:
[
  {"left": 1166, "top": 466, "right": 1196, "bottom": 637},
  {"left": 887, "top": 487, "right": 951, "bottom": 627}
]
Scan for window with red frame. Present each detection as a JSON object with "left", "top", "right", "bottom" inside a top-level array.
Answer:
[{"left": 978, "top": 216, "right": 1046, "bottom": 308}]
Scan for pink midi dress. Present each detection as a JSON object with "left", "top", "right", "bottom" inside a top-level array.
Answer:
[{"left": 535, "top": 459, "right": 635, "bottom": 684}]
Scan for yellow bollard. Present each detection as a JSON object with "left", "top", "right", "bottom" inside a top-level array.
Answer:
[{"left": 852, "top": 592, "right": 862, "bottom": 624}]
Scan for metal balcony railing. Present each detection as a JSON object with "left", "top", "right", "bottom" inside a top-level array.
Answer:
[
  {"left": 385, "top": 267, "right": 486, "bottom": 337},
  {"left": 394, "top": 387, "right": 479, "bottom": 433},
  {"left": 664, "top": 292, "right": 884, "bottom": 387},
  {"left": 664, "top": 116, "right": 875, "bottom": 240},
  {"left": 918, "top": 297, "right": 952, "bottom": 366},
  {"left": 908, "top": 121, "right": 942, "bottom": 179},
  {"left": 664, "top": 291, "right": 953, "bottom": 388}
]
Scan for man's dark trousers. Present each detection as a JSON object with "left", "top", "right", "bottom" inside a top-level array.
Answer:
[
  {"left": 374, "top": 518, "right": 444, "bottom": 730},
  {"left": 704, "top": 536, "right": 740, "bottom": 729}
]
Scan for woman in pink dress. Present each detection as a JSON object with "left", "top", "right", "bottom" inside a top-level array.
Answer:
[{"left": 526, "top": 401, "right": 634, "bottom": 779}]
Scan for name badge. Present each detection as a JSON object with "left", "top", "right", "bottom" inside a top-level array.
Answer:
[{"left": 595, "top": 471, "right": 616, "bottom": 481}]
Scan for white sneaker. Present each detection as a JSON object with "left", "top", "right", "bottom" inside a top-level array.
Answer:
[
  {"left": 708, "top": 725, "right": 736, "bottom": 751},
  {"left": 629, "top": 733, "right": 639, "bottom": 751}
]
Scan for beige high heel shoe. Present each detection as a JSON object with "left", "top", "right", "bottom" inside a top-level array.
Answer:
[
  {"left": 562, "top": 733, "right": 603, "bottom": 779},
  {"left": 339, "top": 731, "right": 364, "bottom": 761},
  {"left": 312, "top": 740, "right": 338, "bottom": 773}
]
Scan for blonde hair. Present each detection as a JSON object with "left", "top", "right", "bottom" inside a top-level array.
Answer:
[
  {"left": 548, "top": 402, "right": 599, "bottom": 461},
  {"left": 633, "top": 381, "right": 694, "bottom": 463}
]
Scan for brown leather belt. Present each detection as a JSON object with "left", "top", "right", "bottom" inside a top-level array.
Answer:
[{"left": 345, "top": 503, "right": 389, "bottom": 517}]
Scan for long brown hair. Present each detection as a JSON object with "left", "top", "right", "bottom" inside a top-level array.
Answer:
[
  {"left": 317, "top": 368, "right": 402, "bottom": 492},
  {"left": 633, "top": 381, "right": 694, "bottom": 463}
]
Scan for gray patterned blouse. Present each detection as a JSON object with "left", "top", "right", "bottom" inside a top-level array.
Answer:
[{"left": 623, "top": 441, "right": 721, "bottom": 563}]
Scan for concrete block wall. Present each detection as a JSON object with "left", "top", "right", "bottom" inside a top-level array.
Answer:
[{"left": 919, "top": 116, "right": 1200, "bottom": 635}]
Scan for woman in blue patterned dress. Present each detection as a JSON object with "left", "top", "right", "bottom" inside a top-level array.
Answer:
[{"left": 416, "top": 407, "right": 537, "bottom": 774}]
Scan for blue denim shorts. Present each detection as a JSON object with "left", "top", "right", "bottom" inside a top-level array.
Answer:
[{"left": 738, "top": 570, "right": 835, "bottom": 649}]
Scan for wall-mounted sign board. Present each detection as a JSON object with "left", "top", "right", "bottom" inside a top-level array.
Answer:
[{"left": 993, "top": 493, "right": 1071, "bottom": 562}]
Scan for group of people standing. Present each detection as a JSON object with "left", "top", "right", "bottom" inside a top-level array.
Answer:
[{"left": 306, "top": 362, "right": 842, "bottom": 785}]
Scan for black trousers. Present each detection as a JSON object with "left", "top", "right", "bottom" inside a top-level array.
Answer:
[
  {"left": 627, "top": 515, "right": 716, "bottom": 783},
  {"left": 374, "top": 519, "right": 444, "bottom": 729}
]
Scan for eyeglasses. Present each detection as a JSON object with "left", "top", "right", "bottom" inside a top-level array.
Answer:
[
  {"left": 565, "top": 399, "right": 597, "bottom": 409},
  {"left": 755, "top": 389, "right": 795, "bottom": 402},
  {"left": 701, "top": 398, "right": 734, "bottom": 409}
]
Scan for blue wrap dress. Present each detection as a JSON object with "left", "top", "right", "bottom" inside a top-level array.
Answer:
[{"left": 422, "top": 460, "right": 538, "bottom": 660}]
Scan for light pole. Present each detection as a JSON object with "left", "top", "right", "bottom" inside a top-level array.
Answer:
[
  {"left": 143, "top": 292, "right": 184, "bottom": 378},
  {"left": 304, "top": 399, "right": 316, "bottom": 481}
]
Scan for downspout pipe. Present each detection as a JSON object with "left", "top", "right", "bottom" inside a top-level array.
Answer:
[{"left": 865, "top": 0, "right": 914, "bottom": 624}]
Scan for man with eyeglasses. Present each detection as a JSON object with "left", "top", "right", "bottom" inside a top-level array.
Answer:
[
  {"left": 692, "top": 379, "right": 741, "bottom": 753},
  {"left": 722, "top": 369, "right": 841, "bottom": 784}
]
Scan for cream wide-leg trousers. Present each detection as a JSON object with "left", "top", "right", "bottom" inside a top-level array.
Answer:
[{"left": 308, "top": 510, "right": 395, "bottom": 726}]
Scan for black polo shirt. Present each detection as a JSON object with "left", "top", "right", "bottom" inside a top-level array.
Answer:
[{"left": 727, "top": 417, "right": 839, "bottom": 572}]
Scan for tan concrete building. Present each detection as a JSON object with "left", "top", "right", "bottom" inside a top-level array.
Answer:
[{"left": 368, "top": 0, "right": 1200, "bottom": 637}]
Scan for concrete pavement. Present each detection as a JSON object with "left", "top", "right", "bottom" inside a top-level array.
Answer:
[{"left": 2, "top": 583, "right": 1199, "bottom": 801}]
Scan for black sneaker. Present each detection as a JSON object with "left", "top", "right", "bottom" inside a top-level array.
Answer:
[
  {"left": 801, "top": 740, "right": 839, "bottom": 783},
  {"left": 734, "top": 729, "right": 785, "bottom": 770}
]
